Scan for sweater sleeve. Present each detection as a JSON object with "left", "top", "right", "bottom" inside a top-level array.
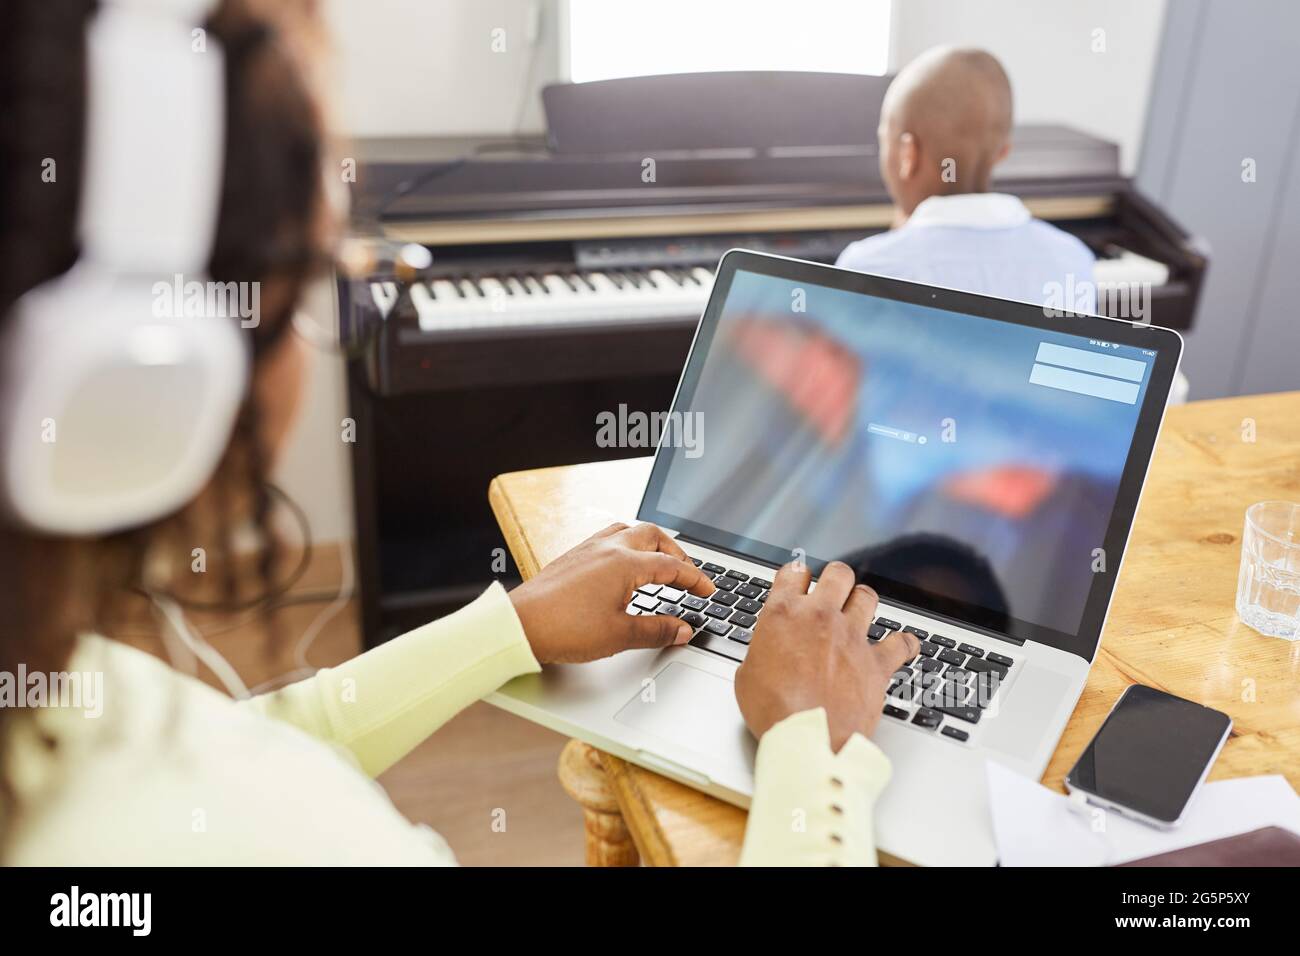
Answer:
[
  {"left": 238, "top": 581, "right": 539, "bottom": 777},
  {"left": 739, "top": 708, "right": 893, "bottom": 866}
]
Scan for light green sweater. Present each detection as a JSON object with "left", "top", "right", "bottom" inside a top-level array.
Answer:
[{"left": 6, "top": 582, "right": 890, "bottom": 865}]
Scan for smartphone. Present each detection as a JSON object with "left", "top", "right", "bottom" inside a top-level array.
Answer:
[{"left": 1065, "top": 684, "right": 1231, "bottom": 828}]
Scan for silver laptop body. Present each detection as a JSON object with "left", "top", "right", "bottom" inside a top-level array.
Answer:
[{"left": 490, "top": 250, "right": 1183, "bottom": 867}]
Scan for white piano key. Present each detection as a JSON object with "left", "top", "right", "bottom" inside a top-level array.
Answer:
[
  {"left": 369, "top": 281, "right": 399, "bottom": 317},
  {"left": 431, "top": 279, "right": 460, "bottom": 301},
  {"left": 542, "top": 274, "right": 576, "bottom": 296},
  {"left": 409, "top": 282, "right": 439, "bottom": 328},
  {"left": 585, "top": 271, "right": 618, "bottom": 293},
  {"left": 1094, "top": 248, "right": 1170, "bottom": 286}
]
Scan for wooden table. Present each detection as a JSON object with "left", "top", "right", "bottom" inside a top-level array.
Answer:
[{"left": 489, "top": 391, "right": 1300, "bottom": 866}]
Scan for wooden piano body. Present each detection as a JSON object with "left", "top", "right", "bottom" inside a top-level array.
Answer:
[{"left": 338, "top": 72, "right": 1207, "bottom": 645}]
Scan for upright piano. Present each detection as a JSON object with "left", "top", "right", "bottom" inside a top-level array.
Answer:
[{"left": 339, "top": 72, "right": 1207, "bottom": 645}]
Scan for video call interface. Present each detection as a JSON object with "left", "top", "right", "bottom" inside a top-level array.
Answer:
[{"left": 652, "top": 269, "right": 1157, "bottom": 638}]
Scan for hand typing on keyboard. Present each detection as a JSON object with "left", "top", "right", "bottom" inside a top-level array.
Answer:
[
  {"left": 508, "top": 522, "right": 715, "bottom": 664},
  {"left": 734, "top": 560, "right": 919, "bottom": 751}
]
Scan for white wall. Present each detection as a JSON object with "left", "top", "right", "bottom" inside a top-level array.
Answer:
[
  {"left": 271, "top": 279, "right": 354, "bottom": 544},
  {"left": 891, "top": 0, "right": 1167, "bottom": 174},
  {"left": 323, "top": 0, "right": 559, "bottom": 137},
  {"left": 322, "top": 0, "right": 1168, "bottom": 164}
]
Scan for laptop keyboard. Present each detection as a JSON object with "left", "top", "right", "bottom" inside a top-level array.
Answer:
[{"left": 626, "top": 557, "right": 1017, "bottom": 744}]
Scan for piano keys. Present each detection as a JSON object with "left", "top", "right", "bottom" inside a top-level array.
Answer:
[{"left": 374, "top": 265, "right": 716, "bottom": 330}]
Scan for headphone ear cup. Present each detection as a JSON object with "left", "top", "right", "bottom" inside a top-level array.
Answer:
[{"left": 0, "top": 265, "right": 251, "bottom": 536}]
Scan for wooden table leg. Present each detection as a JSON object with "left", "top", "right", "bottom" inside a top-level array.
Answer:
[{"left": 558, "top": 739, "right": 639, "bottom": 867}]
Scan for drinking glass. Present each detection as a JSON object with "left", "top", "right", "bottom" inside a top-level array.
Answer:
[{"left": 1236, "top": 501, "right": 1300, "bottom": 640}]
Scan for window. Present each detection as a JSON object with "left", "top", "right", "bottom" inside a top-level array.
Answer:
[{"left": 565, "top": 0, "right": 892, "bottom": 84}]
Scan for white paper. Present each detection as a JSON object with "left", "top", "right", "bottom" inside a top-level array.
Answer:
[{"left": 986, "top": 761, "right": 1300, "bottom": 866}]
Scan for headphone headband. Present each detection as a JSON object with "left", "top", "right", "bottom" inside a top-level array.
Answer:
[
  {"left": 0, "top": 0, "right": 253, "bottom": 536},
  {"left": 80, "top": 0, "right": 225, "bottom": 277}
]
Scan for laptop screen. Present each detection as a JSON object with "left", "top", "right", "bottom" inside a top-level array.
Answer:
[{"left": 638, "top": 256, "right": 1180, "bottom": 655}]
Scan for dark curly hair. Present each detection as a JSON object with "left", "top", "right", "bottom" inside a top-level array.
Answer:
[{"left": 0, "top": 0, "right": 334, "bottom": 846}]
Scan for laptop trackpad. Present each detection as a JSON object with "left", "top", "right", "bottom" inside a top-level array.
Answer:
[
  {"left": 981, "top": 662, "right": 1073, "bottom": 762},
  {"left": 614, "top": 661, "right": 755, "bottom": 762}
]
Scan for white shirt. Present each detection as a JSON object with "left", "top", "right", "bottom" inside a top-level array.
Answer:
[{"left": 836, "top": 193, "right": 1096, "bottom": 311}]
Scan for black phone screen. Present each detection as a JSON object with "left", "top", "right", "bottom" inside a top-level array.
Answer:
[{"left": 1067, "top": 685, "right": 1231, "bottom": 824}]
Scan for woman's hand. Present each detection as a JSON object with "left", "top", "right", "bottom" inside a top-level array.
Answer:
[
  {"left": 509, "top": 522, "right": 716, "bottom": 664},
  {"left": 734, "top": 560, "right": 919, "bottom": 751}
]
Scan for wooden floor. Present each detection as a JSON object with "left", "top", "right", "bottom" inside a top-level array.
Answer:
[
  {"left": 121, "top": 543, "right": 585, "bottom": 867},
  {"left": 377, "top": 702, "right": 583, "bottom": 866}
]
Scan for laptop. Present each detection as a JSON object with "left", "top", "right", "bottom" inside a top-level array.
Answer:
[{"left": 490, "top": 249, "right": 1183, "bottom": 866}]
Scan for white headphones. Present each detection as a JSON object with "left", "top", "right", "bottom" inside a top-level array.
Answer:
[{"left": 0, "top": 0, "right": 250, "bottom": 536}]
